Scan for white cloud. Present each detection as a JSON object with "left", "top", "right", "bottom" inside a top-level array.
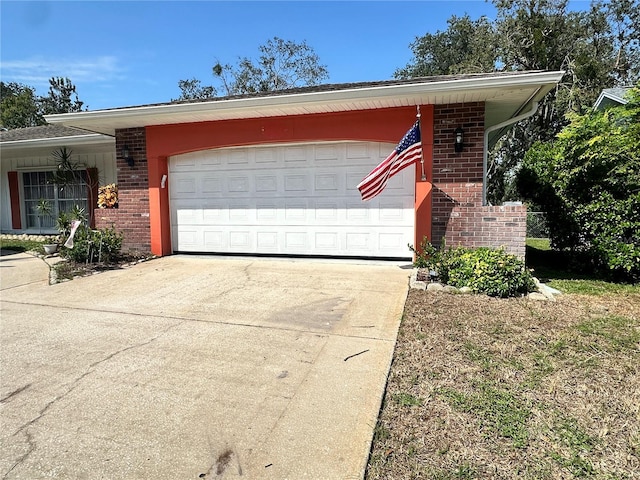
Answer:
[{"left": 0, "top": 56, "right": 124, "bottom": 88}]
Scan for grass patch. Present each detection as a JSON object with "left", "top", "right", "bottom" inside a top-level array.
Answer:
[
  {"left": 526, "top": 239, "right": 640, "bottom": 295},
  {"left": 526, "top": 237, "right": 551, "bottom": 250},
  {"left": 574, "top": 315, "right": 640, "bottom": 352},
  {"left": 366, "top": 292, "right": 640, "bottom": 479},
  {"left": 0, "top": 238, "right": 45, "bottom": 254},
  {"left": 437, "top": 382, "right": 532, "bottom": 448},
  {"left": 391, "top": 392, "right": 423, "bottom": 407},
  {"left": 550, "top": 279, "right": 640, "bottom": 295},
  {"left": 548, "top": 415, "right": 598, "bottom": 476}
]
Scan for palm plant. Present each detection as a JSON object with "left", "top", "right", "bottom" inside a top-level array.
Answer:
[{"left": 35, "top": 198, "right": 53, "bottom": 235}]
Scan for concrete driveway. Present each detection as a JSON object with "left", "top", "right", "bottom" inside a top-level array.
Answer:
[{"left": 0, "top": 252, "right": 410, "bottom": 479}]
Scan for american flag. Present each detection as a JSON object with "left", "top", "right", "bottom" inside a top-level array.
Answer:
[{"left": 357, "top": 121, "right": 422, "bottom": 201}]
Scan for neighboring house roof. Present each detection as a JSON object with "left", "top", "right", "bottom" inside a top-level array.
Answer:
[
  {"left": 0, "top": 124, "right": 113, "bottom": 151},
  {"left": 45, "top": 70, "right": 565, "bottom": 148},
  {"left": 594, "top": 87, "right": 631, "bottom": 110}
]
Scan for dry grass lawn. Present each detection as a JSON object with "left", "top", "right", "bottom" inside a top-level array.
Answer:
[{"left": 366, "top": 291, "right": 640, "bottom": 479}]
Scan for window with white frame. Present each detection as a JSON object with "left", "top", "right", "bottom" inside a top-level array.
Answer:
[{"left": 22, "top": 171, "right": 89, "bottom": 230}]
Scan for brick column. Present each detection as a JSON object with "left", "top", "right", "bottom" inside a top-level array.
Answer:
[
  {"left": 94, "top": 127, "right": 151, "bottom": 253},
  {"left": 431, "top": 102, "right": 526, "bottom": 258}
]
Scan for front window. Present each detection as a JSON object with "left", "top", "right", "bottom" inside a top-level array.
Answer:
[{"left": 22, "top": 171, "right": 89, "bottom": 230}]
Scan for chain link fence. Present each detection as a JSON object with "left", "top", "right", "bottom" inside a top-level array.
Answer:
[{"left": 527, "top": 212, "right": 549, "bottom": 238}]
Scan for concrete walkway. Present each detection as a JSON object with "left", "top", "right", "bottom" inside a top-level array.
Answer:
[
  {"left": 0, "top": 254, "right": 410, "bottom": 479},
  {"left": 0, "top": 250, "right": 52, "bottom": 290}
]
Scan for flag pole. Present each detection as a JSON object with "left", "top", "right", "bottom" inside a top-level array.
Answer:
[{"left": 417, "top": 105, "right": 426, "bottom": 181}]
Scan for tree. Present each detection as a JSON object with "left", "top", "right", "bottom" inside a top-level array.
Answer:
[
  {"left": 604, "top": 0, "right": 640, "bottom": 84},
  {"left": 174, "top": 78, "right": 216, "bottom": 101},
  {"left": 0, "top": 82, "right": 46, "bottom": 128},
  {"left": 0, "top": 77, "right": 86, "bottom": 129},
  {"left": 395, "top": 15, "right": 499, "bottom": 78},
  {"left": 40, "top": 77, "right": 85, "bottom": 115},
  {"left": 516, "top": 87, "right": 640, "bottom": 281},
  {"left": 396, "top": 0, "right": 639, "bottom": 204},
  {"left": 178, "top": 37, "right": 329, "bottom": 98}
]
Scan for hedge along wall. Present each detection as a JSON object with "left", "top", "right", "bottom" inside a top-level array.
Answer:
[
  {"left": 94, "top": 127, "right": 151, "bottom": 253},
  {"left": 432, "top": 102, "right": 527, "bottom": 258}
]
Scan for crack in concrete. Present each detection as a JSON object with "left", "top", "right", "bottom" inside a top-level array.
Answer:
[
  {"left": 209, "top": 262, "right": 253, "bottom": 299},
  {"left": 4, "top": 321, "right": 183, "bottom": 477},
  {"left": 0, "top": 279, "right": 48, "bottom": 291},
  {"left": 3, "top": 430, "right": 35, "bottom": 480},
  {"left": 0, "top": 384, "right": 31, "bottom": 404},
  {"left": 242, "top": 262, "right": 253, "bottom": 283}
]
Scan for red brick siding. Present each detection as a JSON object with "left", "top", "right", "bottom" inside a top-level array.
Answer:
[
  {"left": 431, "top": 103, "right": 526, "bottom": 258},
  {"left": 94, "top": 128, "right": 151, "bottom": 253}
]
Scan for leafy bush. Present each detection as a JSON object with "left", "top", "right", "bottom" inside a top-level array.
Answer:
[
  {"left": 440, "top": 247, "right": 536, "bottom": 297},
  {"left": 61, "top": 226, "right": 123, "bottom": 263},
  {"left": 410, "top": 238, "right": 536, "bottom": 298},
  {"left": 409, "top": 236, "right": 439, "bottom": 269},
  {"left": 517, "top": 87, "right": 640, "bottom": 282}
]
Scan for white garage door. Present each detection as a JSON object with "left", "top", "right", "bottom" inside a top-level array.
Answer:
[{"left": 169, "top": 141, "right": 415, "bottom": 258}]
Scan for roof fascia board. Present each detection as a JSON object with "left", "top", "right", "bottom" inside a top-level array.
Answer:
[
  {"left": 0, "top": 134, "right": 114, "bottom": 151},
  {"left": 45, "top": 71, "right": 565, "bottom": 126}
]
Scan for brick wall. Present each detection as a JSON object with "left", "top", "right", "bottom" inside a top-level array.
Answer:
[
  {"left": 431, "top": 103, "right": 526, "bottom": 258},
  {"left": 94, "top": 128, "right": 151, "bottom": 253}
]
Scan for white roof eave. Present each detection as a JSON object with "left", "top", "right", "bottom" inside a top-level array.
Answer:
[
  {"left": 45, "top": 71, "right": 565, "bottom": 135},
  {"left": 0, "top": 133, "right": 114, "bottom": 151}
]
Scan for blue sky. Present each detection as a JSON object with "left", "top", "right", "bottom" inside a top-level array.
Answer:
[{"left": 1, "top": 1, "right": 589, "bottom": 111}]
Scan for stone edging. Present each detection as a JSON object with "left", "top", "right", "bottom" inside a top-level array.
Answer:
[{"left": 409, "top": 269, "right": 561, "bottom": 301}]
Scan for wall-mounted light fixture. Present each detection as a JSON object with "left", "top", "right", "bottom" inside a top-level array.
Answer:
[
  {"left": 121, "top": 145, "right": 134, "bottom": 168},
  {"left": 454, "top": 127, "right": 464, "bottom": 153}
]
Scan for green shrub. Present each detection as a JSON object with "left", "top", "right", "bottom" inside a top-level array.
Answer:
[
  {"left": 517, "top": 87, "right": 640, "bottom": 283},
  {"left": 408, "top": 236, "right": 439, "bottom": 269},
  {"left": 410, "top": 238, "right": 536, "bottom": 297},
  {"left": 61, "top": 226, "right": 123, "bottom": 263}
]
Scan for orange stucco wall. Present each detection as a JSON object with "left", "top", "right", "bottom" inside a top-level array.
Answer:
[{"left": 144, "top": 106, "right": 433, "bottom": 256}]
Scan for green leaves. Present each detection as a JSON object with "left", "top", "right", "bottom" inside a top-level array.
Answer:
[
  {"left": 411, "top": 238, "right": 536, "bottom": 297},
  {"left": 61, "top": 226, "right": 123, "bottom": 264},
  {"left": 518, "top": 87, "right": 640, "bottom": 282},
  {"left": 0, "top": 77, "right": 85, "bottom": 129},
  {"left": 180, "top": 37, "right": 329, "bottom": 99}
]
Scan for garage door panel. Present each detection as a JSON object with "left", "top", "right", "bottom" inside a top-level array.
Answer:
[
  {"left": 226, "top": 148, "right": 249, "bottom": 165},
  {"left": 284, "top": 146, "right": 307, "bottom": 164},
  {"left": 229, "top": 231, "right": 251, "bottom": 249},
  {"left": 177, "top": 228, "right": 200, "bottom": 249},
  {"left": 256, "top": 175, "right": 278, "bottom": 193},
  {"left": 283, "top": 174, "right": 308, "bottom": 193},
  {"left": 314, "top": 173, "right": 339, "bottom": 192},
  {"left": 203, "top": 230, "right": 225, "bottom": 249},
  {"left": 314, "top": 144, "right": 340, "bottom": 163},
  {"left": 256, "top": 202, "right": 278, "bottom": 222},
  {"left": 346, "top": 143, "right": 371, "bottom": 159},
  {"left": 255, "top": 147, "right": 278, "bottom": 165},
  {"left": 315, "top": 232, "right": 339, "bottom": 251},
  {"left": 203, "top": 204, "right": 227, "bottom": 222},
  {"left": 257, "top": 231, "right": 279, "bottom": 250},
  {"left": 314, "top": 202, "right": 339, "bottom": 222},
  {"left": 201, "top": 176, "right": 223, "bottom": 196},
  {"left": 228, "top": 176, "right": 250, "bottom": 193},
  {"left": 170, "top": 142, "right": 415, "bottom": 258}
]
